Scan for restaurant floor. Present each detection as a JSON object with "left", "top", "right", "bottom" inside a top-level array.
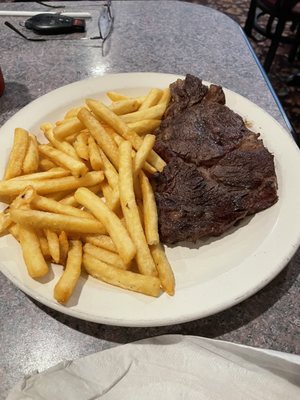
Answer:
[{"left": 185, "top": 0, "right": 300, "bottom": 140}]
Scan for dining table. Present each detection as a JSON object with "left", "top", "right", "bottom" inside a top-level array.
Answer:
[{"left": 0, "top": 1, "right": 299, "bottom": 398}]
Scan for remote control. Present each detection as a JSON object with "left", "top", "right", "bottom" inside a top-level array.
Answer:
[{"left": 25, "top": 13, "right": 85, "bottom": 35}]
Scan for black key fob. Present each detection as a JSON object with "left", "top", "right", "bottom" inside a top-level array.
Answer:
[{"left": 25, "top": 13, "right": 85, "bottom": 35}]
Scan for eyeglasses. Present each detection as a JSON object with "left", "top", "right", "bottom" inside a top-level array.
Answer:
[{"left": 4, "top": 0, "right": 114, "bottom": 54}]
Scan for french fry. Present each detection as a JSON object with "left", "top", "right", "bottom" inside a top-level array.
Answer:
[
  {"left": 59, "top": 183, "right": 102, "bottom": 207},
  {"left": 22, "top": 135, "right": 39, "bottom": 174},
  {"left": 31, "top": 194, "right": 98, "bottom": 221},
  {"left": 53, "top": 118, "right": 85, "bottom": 140},
  {"left": 39, "top": 144, "right": 88, "bottom": 177},
  {"left": 98, "top": 149, "right": 118, "bottom": 190},
  {"left": 18, "top": 224, "right": 49, "bottom": 278},
  {"left": 10, "top": 167, "right": 70, "bottom": 181},
  {"left": 74, "top": 187, "right": 136, "bottom": 264},
  {"left": 120, "top": 104, "right": 166, "bottom": 124},
  {"left": 44, "top": 229, "right": 60, "bottom": 263},
  {"left": 88, "top": 136, "right": 103, "bottom": 171},
  {"left": 139, "top": 88, "right": 163, "bottom": 110},
  {"left": 128, "top": 119, "right": 161, "bottom": 136},
  {"left": 158, "top": 87, "right": 171, "bottom": 105},
  {"left": 84, "top": 243, "right": 127, "bottom": 269},
  {"left": 64, "top": 107, "right": 81, "bottom": 119},
  {"left": 73, "top": 132, "right": 89, "bottom": 160},
  {"left": 4, "top": 128, "right": 29, "bottom": 179},
  {"left": 101, "top": 180, "right": 120, "bottom": 211},
  {"left": 118, "top": 141, "right": 157, "bottom": 276},
  {"left": 106, "top": 91, "right": 128, "bottom": 101},
  {"left": 0, "top": 186, "right": 36, "bottom": 234},
  {"left": 77, "top": 108, "right": 119, "bottom": 170},
  {"left": 39, "top": 236, "right": 51, "bottom": 259},
  {"left": 83, "top": 253, "right": 161, "bottom": 297},
  {"left": 86, "top": 99, "right": 166, "bottom": 172},
  {"left": 10, "top": 209, "right": 105, "bottom": 234},
  {"left": 39, "top": 158, "right": 56, "bottom": 171},
  {"left": 58, "top": 231, "right": 69, "bottom": 265},
  {"left": 83, "top": 234, "right": 117, "bottom": 253},
  {"left": 134, "top": 134, "right": 156, "bottom": 174},
  {"left": 109, "top": 99, "right": 140, "bottom": 115},
  {"left": 0, "top": 171, "right": 104, "bottom": 197},
  {"left": 43, "top": 128, "right": 80, "bottom": 161},
  {"left": 150, "top": 243, "right": 175, "bottom": 296},
  {"left": 140, "top": 171, "right": 159, "bottom": 246},
  {"left": 8, "top": 223, "right": 20, "bottom": 241},
  {"left": 54, "top": 240, "right": 82, "bottom": 303}
]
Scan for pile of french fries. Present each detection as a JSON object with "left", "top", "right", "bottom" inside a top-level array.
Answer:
[{"left": 0, "top": 87, "right": 175, "bottom": 303}]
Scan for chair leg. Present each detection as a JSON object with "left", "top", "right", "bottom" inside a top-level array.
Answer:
[
  {"left": 288, "top": 23, "right": 300, "bottom": 63},
  {"left": 244, "top": 0, "right": 257, "bottom": 37},
  {"left": 263, "top": 17, "right": 286, "bottom": 72}
]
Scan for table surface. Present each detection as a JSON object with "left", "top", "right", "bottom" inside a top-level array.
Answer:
[{"left": 0, "top": 1, "right": 299, "bottom": 398}]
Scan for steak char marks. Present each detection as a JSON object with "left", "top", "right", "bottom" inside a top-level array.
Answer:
[{"left": 152, "top": 74, "right": 278, "bottom": 244}]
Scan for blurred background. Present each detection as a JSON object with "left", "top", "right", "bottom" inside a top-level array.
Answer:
[{"left": 185, "top": 0, "right": 300, "bottom": 140}]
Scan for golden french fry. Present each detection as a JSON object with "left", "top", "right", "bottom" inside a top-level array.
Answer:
[
  {"left": 18, "top": 224, "right": 49, "bottom": 278},
  {"left": 8, "top": 223, "right": 20, "bottom": 241},
  {"left": 22, "top": 135, "right": 39, "bottom": 175},
  {"left": 109, "top": 99, "right": 140, "bottom": 115},
  {"left": 101, "top": 180, "right": 120, "bottom": 211},
  {"left": 54, "top": 240, "right": 82, "bottom": 303},
  {"left": 120, "top": 104, "right": 166, "bottom": 124},
  {"left": 4, "top": 128, "right": 29, "bottom": 180},
  {"left": 53, "top": 118, "right": 85, "bottom": 140},
  {"left": 0, "top": 211, "right": 11, "bottom": 235},
  {"left": 32, "top": 194, "right": 98, "bottom": 221},
  {"left": 88, "top": 136, "right": 103, "bottom": 171},
  {"left": 59, "top": 183, "right": 102, "bottom": 207},
  {"left": 150, "top": 243, "right": 175, "bottom": 296},
  {"left": 44, "top": 229, "right": 60, "bottom": 264},
  {"left": 140, "top": 171, "right": 159, "bottom": 246},
  {"left": 119, "top": 141, "right": 157, "bottom": 276},
  {"left": 84, "top": 243, "right": 127, "bottom": 269},
  {"left": 74, "top": 187, "right": 136, "bottom": 264},
  {"left": 106, "top": 91, "right": 129, "bottom": 101},
  {"left": 158, "top": 87, "right": 171, "bottom": 105},
  {"left": 64, "top": 107, "right": 81, "bottom": 120},
  {"left": 83, "top": 253, "right": 161, "bottom": 297},
  {"left": 134, "top": 134, "right": 156, "bottom": 174},
  {"left": 10, "top": 209, "right": 105, "bottom": 234},
  {"left": 39, "top": 144, "right": 88, "bottom": 177},
  {"left": 128, "top": 120, "right": 161, "bottom": 136},
  {"left": 39, "top": 158, "right": 57, "bottom": 171},
  {"left": 98, "top": 149, "right": 118, "bottom": 190},
  {"left": 77, "top": 108, "right": 119, "bottom": 170},
  {"left": 58, "top": 231, "right": 69, "bottom": 265},
  {"left": 86, "top": 99, "right": 166, "bottom": 172},
  {"left": 43, "top": 128, "right": 80, "bottom": 161},
  {"left": 139, "top": 88, "right": 163, "bottom": 110},
  {"left": 110, "top": 131, "right": 157, "bottom": 175},
  {"left": 83, "top": 234, "right": 117, "bottom": 253},
  {"left": 0, "top": 171, "right": 104, "bottom": 197},
  {"left": 10, "top": 167, "right": 70, "bottom": 181},
  {"left": 73, "top": 132, "right": 89, "bottom": 160},
  {"left": 39, "top": 236, "right": 51, "bottom": 259}
]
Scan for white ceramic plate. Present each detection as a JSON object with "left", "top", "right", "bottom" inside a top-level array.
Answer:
[{"left": 1, "top": 73, "right": 300, "bottom": 327}]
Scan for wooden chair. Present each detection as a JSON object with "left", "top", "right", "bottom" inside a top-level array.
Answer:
[{"left": 244, "top": 0, "right": 300, "bottom": 71}]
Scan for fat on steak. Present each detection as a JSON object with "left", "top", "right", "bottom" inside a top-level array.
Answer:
[{"left": 151, "top": 74, "right": 278, "bottom": 244}]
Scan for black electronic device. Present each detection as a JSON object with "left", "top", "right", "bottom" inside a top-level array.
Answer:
[{"left": 25, "top": 13, "right": 85, "bottom": 35}]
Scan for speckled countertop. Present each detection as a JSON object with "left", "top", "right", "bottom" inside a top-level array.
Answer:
[{"left": 0, "top": 1, "right": 299, "bottom": 398}]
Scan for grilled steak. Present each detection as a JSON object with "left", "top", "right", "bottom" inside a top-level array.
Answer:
[{"left": 152, "top": 74, "right": 278, "bottom": 244}]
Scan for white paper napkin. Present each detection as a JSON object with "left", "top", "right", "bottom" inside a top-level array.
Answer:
[{"left": 7, "top": 335, "right": 300, "bottom": 399}]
